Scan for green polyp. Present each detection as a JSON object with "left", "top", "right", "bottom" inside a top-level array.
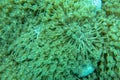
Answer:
[{"left": 0, "top": 0, "right": 120, "bottom": 80}]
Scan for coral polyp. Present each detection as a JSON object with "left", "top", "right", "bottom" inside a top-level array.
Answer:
[{"left": 0, "top": 0, "right": 120, "bottom": 80}]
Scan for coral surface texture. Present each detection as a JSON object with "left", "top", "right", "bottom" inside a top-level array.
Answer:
[{"left": 0, "top": 0, "right": 120, "bottom": 80}]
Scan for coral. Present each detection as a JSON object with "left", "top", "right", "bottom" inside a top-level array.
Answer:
[
  {"left": 0, "top": 0, "right": 120, "bottom": 80},
  {"left": 103, "top": 0, "right": 120, "bottom": 17}
]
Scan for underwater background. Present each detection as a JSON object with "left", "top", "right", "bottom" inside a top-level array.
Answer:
[{"left": 0, "top": 0, "right": 120, "bottom": 80}]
